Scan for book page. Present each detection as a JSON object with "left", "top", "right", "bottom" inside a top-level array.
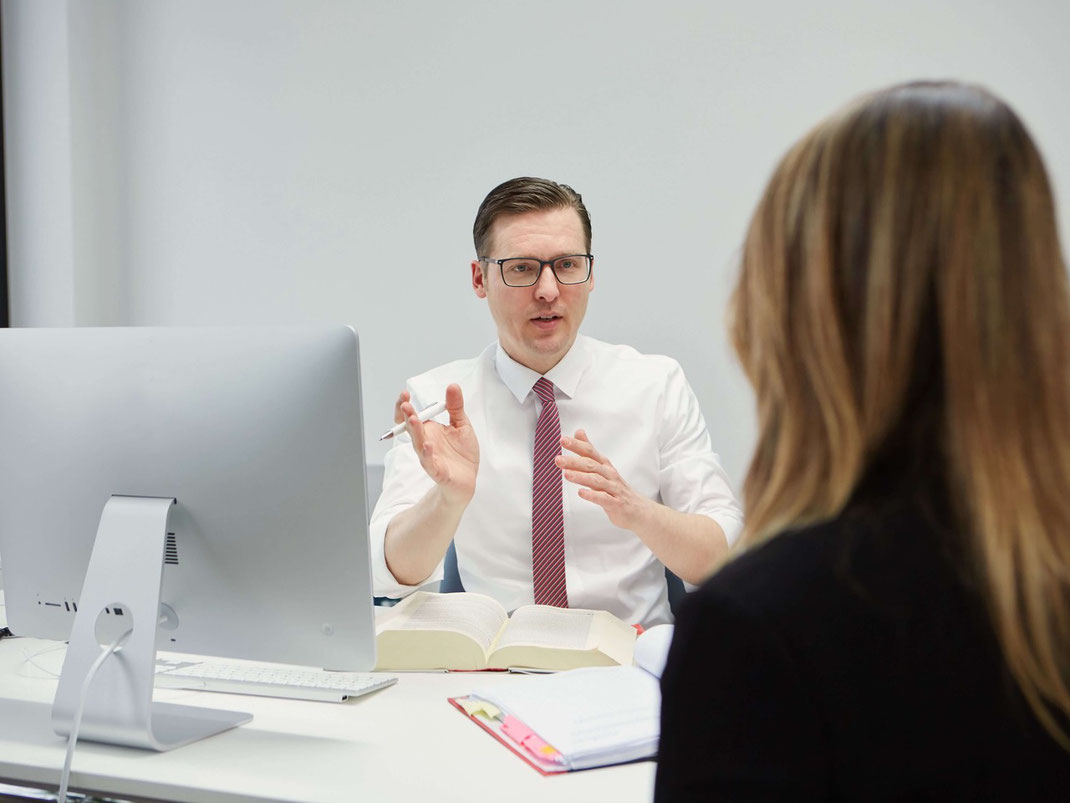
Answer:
[
  {"left": 493, "top": 606, "right": 597, "bottom": 651},
  {"left": 383, "top": 592, "right": 507, "bottom": 652}
]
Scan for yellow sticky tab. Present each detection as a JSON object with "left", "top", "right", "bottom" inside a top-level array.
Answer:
[
  {"left": 458, "top": 698, "right": 501, "bottom": 719},
  {"left": 457, "top": 699, "right": 483, "bottom": 715}
]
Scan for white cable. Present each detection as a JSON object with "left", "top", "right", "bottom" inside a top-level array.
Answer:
[
  {"left": 20, "top": 614, "right": 165, "bottom": 679},
  {"left": 18, "top": 643, "right": 66, "bottom": 679},
  {"left": 57, "top": 628, "right": 132, "bottom": 803}
]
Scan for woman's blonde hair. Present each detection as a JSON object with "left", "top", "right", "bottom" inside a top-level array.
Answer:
[{"left": 732, "top": 81, "right": 1070, "bottom": 746}]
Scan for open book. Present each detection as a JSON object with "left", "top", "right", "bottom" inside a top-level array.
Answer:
[
  {"left": 449, "top": 624, "right": 675, "bottom": 773},
  {"left": 374, "top": 591, "right": 636, "bottom": 671}
]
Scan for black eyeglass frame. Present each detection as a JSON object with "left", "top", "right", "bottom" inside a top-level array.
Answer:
[{"left": 477, "top": 253, "right": 594, "bottom": 287}]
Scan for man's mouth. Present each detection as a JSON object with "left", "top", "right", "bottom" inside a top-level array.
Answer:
[{"left": 531, "top": 313, "right": 563, "bottom": 329}]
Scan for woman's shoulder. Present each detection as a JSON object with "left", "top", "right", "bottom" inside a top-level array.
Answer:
[{"left": 690, "top": 490, "right": 958, "bottom": 626}]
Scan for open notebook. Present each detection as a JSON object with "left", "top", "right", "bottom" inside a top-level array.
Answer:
[{"left": 449, "top": 624, "right": 674, "bottom": 773}]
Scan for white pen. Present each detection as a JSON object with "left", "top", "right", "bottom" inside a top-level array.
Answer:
[{"left": 378, "top": 400, "right": 447, "bottom": 441}]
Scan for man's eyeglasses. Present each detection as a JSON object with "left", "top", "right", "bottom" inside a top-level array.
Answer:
[{"left": 478, "top": 254, "right": 593, "bottom": 288}]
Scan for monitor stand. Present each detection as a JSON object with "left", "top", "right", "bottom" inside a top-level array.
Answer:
[{"left": 52, "top": 495, "right": 251, "bottom": 751}]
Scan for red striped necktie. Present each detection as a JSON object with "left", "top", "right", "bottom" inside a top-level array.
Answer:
[{"left": 531, "top": 377, "right": 568, "bottom": 607}]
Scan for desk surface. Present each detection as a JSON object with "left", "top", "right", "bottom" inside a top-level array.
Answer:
[{"left": 0, "top": 636, "right": 655, "bottom": 803}]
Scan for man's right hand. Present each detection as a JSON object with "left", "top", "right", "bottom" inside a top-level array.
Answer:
[{"left": 394, "top": 383, "right": 479, "bottom": 505}]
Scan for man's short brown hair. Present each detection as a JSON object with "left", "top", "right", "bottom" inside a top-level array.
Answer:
[{"left": 473, "top": 177, "right": 592, "bottom": 256}]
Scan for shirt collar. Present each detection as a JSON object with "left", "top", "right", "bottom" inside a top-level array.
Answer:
[{"left": 494, "top": 336, "right": 590, "bottom": 403}]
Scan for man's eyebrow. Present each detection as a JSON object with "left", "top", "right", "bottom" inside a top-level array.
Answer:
[{"left": 499, "top": 252, "right": 586, "bottom": 260}]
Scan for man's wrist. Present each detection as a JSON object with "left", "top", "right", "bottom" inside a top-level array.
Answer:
[
  {"left": 624, "top": 494, "right": 663, "bottom": 536},
  {"left": 433, "top": 482, "right": 474, "bottom": 516}
]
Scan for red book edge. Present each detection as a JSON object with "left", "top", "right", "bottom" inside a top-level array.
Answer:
[{"left": 447, "top": 696, "right": 569, "bottom": 775}]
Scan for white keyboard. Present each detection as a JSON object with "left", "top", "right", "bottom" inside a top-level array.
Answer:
[{"left": 155, "top": 659, "right": 397, "bottom": 703}]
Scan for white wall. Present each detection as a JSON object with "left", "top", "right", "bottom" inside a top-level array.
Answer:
[
  {"left": 6, "top": 0, "right": 1070, "bottom": 486},
  {"left": 3, "top": 0, "right": 76, "bottom": 324}
]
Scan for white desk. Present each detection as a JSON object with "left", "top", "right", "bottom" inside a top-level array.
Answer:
[{"left": 0, "top": 637, "right": 655, "bottom": 803}]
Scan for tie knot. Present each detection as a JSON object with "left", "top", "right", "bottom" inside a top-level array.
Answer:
[{"left": 532, "top": 377, "right": 555, "bottom": 404}]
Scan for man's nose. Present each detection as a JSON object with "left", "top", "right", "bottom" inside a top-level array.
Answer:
[{"left": 533, "top": 265, "right": 560, "bottom": 301}]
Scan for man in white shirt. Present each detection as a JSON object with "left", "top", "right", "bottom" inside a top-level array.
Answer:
[{"left": 370, "top": 177, "right": 741, "bottom": 626}]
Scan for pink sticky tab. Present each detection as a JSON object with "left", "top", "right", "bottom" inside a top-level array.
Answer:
[
  {"left": 501, "top": 715, "right": 564, "bottom": 765},
  {"left": 500, "top": 715, "right": 535, "bottom": 743}
]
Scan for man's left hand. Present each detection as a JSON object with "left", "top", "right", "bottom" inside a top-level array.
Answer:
[{"left": 556, "top": 430, "right": 653, "bottom": 531}]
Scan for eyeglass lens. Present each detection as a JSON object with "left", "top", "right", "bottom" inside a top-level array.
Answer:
[{"left": 501, "top": 256, "right": 590, "bottom": 286}]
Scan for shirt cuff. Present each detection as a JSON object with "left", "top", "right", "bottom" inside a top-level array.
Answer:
[
  {"left": 680, "top": 511, "right": 745, "bottom": 593},
  {"left": 712, "top": 511, "right": 744, "bottom": 548}
]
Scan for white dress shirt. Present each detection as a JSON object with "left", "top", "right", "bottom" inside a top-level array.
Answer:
[{"left": 369, "top": 335, "right": 743, "bottom": 627}]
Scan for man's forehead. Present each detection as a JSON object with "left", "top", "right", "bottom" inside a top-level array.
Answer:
[{"left": 485, "top": 207, "right": 587, "bottom": 256}]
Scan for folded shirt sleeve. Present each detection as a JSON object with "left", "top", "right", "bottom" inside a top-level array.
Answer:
[{"left": 655, "top": 360, "right": 745, "bottom": 549}]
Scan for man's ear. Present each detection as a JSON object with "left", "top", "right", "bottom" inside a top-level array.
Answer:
[{"left": 472, "top": 260, "right": 488, "bottom": 299}]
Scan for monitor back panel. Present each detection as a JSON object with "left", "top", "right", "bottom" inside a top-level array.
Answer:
[{"left": 0, "top": 326, "right": 376, "bottom": 670}]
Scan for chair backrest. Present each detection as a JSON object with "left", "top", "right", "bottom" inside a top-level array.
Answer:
[
  {"left": 664, "top": 568, "right": 686, "bottom": 616},
  {"left": 440, "top": 540, "right": 465, "bottom": 594}
]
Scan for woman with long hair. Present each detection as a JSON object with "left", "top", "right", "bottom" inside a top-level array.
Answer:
[{"left": 656, "top": 82, "right": 1070, "bottom": 799}]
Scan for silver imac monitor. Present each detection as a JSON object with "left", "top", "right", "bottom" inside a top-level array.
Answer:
[{"left": 0, "top": 325, "right": 377, "bottom": 750}]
